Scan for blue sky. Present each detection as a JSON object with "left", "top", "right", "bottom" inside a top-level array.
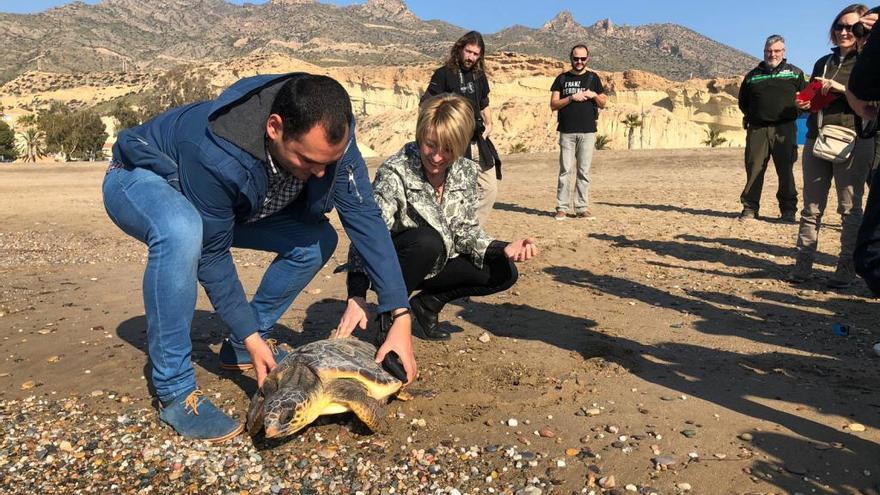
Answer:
[{"left": 1, "top": 0, "right": 860, "bottom": 74}]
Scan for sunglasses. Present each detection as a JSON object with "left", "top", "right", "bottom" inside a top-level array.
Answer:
[
  {"left": 571, "top": 57, "right": 588, "bottom": 62},
  {"left": 833, "top": 23, "right": 857, "bottom": 32}
]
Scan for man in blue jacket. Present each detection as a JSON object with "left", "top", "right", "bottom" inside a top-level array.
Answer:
[{"left": 104, "top": 74, "right": 416, "bottom": 442}]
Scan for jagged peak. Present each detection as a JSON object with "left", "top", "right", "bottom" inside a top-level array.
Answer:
[
  {"left": 541, "top": 11, "right": 584, "bottom": 32},
  {"left": 355, "top": 0, "right": 416, "bottom": 22},
  {"left": 591, "top": 18, "right": 614, "bottom": 34}
]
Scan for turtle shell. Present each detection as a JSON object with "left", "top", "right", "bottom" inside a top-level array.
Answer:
[{"left": 282, "top": 338, "right": 400, "bottom": 389}]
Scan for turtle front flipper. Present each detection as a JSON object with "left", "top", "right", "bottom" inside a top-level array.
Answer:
[{"left": 327, "top": 379, "right": 385, "bottom": 432}]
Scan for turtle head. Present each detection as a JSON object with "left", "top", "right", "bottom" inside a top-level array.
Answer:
[{"left": 247, "top": 361, "right": 322, "bottom": 439}]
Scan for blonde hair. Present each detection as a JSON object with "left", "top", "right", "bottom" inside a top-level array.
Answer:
[{"left": 416, "top": 94, "right": 475, "bottom": 160}]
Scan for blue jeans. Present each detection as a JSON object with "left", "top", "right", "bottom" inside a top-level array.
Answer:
[{"left": 103, "top": 167, "right": 337, "bottom": 403}]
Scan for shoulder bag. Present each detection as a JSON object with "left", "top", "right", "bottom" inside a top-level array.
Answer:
[{"left": 812, "top": 55, "right": 857, "bottom": 163}]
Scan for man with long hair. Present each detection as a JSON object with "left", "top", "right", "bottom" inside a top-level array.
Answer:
[{"left": 422, "top": 31, "right": 500, "bottom": 225}]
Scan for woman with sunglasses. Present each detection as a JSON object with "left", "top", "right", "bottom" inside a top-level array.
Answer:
[{"left": 791, "top": 3, "right": 875, "bottom": 288}]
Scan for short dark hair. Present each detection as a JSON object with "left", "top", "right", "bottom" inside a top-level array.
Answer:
[
  {"left": 445, "top": 31, "right": 486, "bottom": 74},
  {"left": 570, "top": 44, "right": 590, "bottom": 58},
  {"left": 270, "top": 75, "right": 352, "bottom": 144}
]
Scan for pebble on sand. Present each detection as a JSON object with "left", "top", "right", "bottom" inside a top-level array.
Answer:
[
  {"left": 846, "top": 423, "right": 866, "bottom": 432},
  {"left": 676, "top": 482, "right": 692, "bottom": 491},
  {"left": 507, "top": 418, "right": 519, "bottom": 427},
  {"left": 598, "top": 476, "right": 616, "bottom": 489},
  {"left": 478, "top": 332, "right": 491, "bottom": 343},
  {"left": 738, "top": 433, "right": 753, "bottom": 441}
]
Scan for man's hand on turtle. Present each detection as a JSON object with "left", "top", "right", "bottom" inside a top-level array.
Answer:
[
  {"left": 334, "top": 297, "right": 369, "bottom": 339},
  {"left": 244, "top": 333, "right": 277, "bottom": 388},
  {"left": 375, "top": 312, "right": 417, "bottom": 386}
]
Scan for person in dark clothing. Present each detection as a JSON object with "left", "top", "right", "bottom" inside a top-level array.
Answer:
[
  {"left": 851, "top": 7, "right": 880, "bottom": 293},
  {"left": 336, "top": 94, "right": 536, "bottom": 341},
  {"left": 422, "top": 31, "right": 500, "bottom": 225},
  {"left": 790, "top": 4, "right": 874, "bottom": 288},
  {"left": 737, "top": 34, "right": 806, "bottom": 222},
  {"left": 104, "top": 74, "right": 417, "bottom": 442}
]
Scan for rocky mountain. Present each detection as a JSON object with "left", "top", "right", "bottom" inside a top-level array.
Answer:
[
  {"left": 0, "top": 1, "right": 756, "bottom": 83},
  {"left": 0, "top": 52, "right": 747, "bottom": 157}
]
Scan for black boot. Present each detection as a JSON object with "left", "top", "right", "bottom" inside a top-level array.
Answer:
[{"left": 410, "top": 294, "right": 450, "bottom": 341}]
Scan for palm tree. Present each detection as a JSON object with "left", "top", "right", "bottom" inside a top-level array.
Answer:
[
  {"left": 621, "top": 113, "right": 642, "bottom": 150},
  {"left": 594, "top": 134, "right": 611, "bottom": 150},
  {"left": 17, "top": 128, "right": 46, "bottom": 162},
  {"left": 702, "top": 128, "right": 727, "bottom": 148}
]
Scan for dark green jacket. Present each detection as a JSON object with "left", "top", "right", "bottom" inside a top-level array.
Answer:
[{"left": 738, "top": 59, "right": 806, "bottom": 127}]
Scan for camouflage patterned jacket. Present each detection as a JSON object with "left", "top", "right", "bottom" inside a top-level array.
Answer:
[{"left": 348, "top": 142, "right": 493, "bottom": 278}]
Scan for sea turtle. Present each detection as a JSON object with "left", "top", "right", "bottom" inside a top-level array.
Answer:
[{"left": 246, "top": 338, "right": 404, "bottom": 439}]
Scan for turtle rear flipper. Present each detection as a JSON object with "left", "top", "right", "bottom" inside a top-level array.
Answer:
[{"left": 327, "top": 379, "right": 384, "bottom": 432}]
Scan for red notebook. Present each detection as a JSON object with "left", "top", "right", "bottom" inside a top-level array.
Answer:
[{"left": 796, "top": 80, "right": 839, "bottom": 112}]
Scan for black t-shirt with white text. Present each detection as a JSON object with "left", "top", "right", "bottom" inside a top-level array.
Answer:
[{"left": 550, "top": 71, "right": 604, "bottom": 133}]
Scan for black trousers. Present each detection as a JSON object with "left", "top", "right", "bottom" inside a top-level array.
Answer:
[
  {"left": 740, "top": 122, "right": 799, "bottom": 214},
  {"left": 392, "top": 226, "right": 517, "bottom": 306}
]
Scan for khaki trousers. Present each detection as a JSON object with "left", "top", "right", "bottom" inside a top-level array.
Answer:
[
  {"left": 794, "top": 137, "right": 873, "bottom": 280},
  {"left": 475, "top": 165, "right": 498, "bottom": 226}
]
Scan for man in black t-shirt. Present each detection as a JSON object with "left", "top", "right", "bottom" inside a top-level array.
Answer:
[
  {"left": 423, "top": 31, "right": 499, "bottom": 225},
  {"left": 550, "top": 44, "right": 607, "bottom": 220}
]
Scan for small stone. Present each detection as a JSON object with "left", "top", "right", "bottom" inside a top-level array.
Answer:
[
  {"left": 20, "top": 380, "right": 36, "bottom": 390},
  {"left": 538, "top": 427, "right": 555, "bottom": 438},
  {"left": 605, "top": 425, "right": 619, "bottom": 434},
  {"left": 598, "top": 476, "right": 615, "bottom": 489},
  {"left": 846, "top": 423, "right": 866, "bottom": 432},
  {"left": 556, "top": 459, "right": 566, "bottom": 468},
  {"left": 676, "top": 482, "right": 692, "bottom": 491},
  {"left": 739, "top": 433, "right": 753, "bottom": 441},
  {"left": 713, "top": 453, "right": 727, "bottom": 459},
  {"left": 316, "top": 448, "right": 336, "bottom": 459},
  {"left": 625, "top": 485, "right": 638, "bottom": 492},
  {"left": 515, "top": 487, "right": 541, "bottom": 495},
  {"left": 680, "top": 429, "right": 697, "bottom": 438},
  {"left": 652, "top": 456, "right": 676, "bottom": 468},
  {"left": 90, "top": 390, "right": 104, "bottom": 397},
  {"left": 565, "top": 448, "right": 579, "bottom": 456},
  {"left": 59, "top": 441, "right": 73, "bottom": 452},
  {"left": 478, "top": 333, "right": 491, "bottom": 343},
  {"left": 584, "top": 408, "right": 601, "bottom": 416},
  {"left": 784, "top": 463, "right": 807, "bottom": 475},
  {"left": 507, "top": 418, "right": 519, "bottom": 427},
  {"left": 47, "top": 355, "right": 60, "bottom": 363}
]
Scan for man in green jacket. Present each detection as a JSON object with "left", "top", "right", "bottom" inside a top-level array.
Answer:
[{"left": 738, "top": 34, "right": 806, "bottom": 222}]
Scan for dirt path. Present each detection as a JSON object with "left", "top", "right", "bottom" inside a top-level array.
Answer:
[{"left": 0, "top": 149, "right": 877, "bottom": 495}]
